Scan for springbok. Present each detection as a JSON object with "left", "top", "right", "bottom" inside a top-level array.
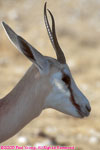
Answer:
[{"left": 0, "top": 2, "right": 91, "bottom": 143}]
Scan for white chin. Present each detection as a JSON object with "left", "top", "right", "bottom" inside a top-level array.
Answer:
[
  {"left": 71, "top": 114, "right": 84, "bottom": 118},
  {"left": 54, "top": 108, "right": 83, "bottom": 118}
]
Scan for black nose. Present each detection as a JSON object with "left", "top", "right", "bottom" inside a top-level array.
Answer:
[{"left": 86, "top": 105, "right": 91, "bottom": 112}]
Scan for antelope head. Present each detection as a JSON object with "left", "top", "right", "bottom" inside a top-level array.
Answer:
[
  {"left": 2, "top": 2, "right": 91, "bottom": 118},
  {"left": 43, "top": 2, "right": 91, "bottom": 118}
]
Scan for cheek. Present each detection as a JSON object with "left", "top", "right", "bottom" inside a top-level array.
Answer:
[
  {"left": 48, "top": 90, "right": 78, "bottom": 117},
  {"left": 45, "top": 85, "right": 71, "bottom": 107}
]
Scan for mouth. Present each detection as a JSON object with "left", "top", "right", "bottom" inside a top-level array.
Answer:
[
  {"left": 78, "top": 110, "right": 90, "bottom": 118},
  {"left": 77, "top": 105, "right": 91, "bottom": 118}
]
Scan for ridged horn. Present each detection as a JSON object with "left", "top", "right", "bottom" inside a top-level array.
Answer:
[{"left": 44, "top": 2, "right": 66, "bottom": 64}]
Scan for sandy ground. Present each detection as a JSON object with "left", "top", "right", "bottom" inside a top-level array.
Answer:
[{"left": 0, "top": 0, "right": 100, "bottom": 149}]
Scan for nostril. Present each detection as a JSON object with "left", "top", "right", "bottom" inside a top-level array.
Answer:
[{"left": 86, "top": 105, "right": 91, "bottom": 112}]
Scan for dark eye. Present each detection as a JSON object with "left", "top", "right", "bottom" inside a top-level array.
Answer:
[{"left": 62, "top": 74, "right": 71, "bottom": 85}]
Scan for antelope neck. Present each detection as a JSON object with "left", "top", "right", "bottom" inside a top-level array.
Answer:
[{"left": 0, "top": 65, "right": 50, "bottom": 143}]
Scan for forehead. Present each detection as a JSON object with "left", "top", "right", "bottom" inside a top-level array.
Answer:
[{"left": 46, "top": 57, "right": 71, "bottom": 75}]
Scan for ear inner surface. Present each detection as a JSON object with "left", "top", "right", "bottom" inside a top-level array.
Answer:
[
  {"left": 18, "top": 36, "right": 35, "bottom": 62},
  {"left": 2, "top": 21, "right": 49, "bottom": 71}
]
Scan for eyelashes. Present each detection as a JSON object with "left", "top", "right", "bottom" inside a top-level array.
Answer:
[{"left": 62, "top": 74, "right": 71, "bottom": 86}]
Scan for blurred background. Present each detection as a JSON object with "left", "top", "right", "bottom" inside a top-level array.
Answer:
[{"left": 0, "top": 0, "right": 100, "bottom": 149}]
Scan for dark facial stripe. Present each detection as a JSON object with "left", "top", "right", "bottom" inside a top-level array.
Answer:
[{"left": 62, "top": 74, "right": 83, "bottom": 117}]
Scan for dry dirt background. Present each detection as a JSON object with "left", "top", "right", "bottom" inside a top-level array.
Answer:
[{"left": 0, "top": 0, "right": 100, "bottom": 149}]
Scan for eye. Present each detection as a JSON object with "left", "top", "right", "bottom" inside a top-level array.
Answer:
[{"left": 62, "top": 74, "right": 71, "bottom": 85}]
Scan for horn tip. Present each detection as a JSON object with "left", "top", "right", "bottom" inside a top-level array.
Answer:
[
  {"left": 44, "top": 1, "right": 47, "bottom": 7},
  {"left": 1, "top": 21, "right": 6, "bottom": 28}
]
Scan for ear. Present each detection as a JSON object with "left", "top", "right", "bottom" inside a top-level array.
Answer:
[{"left": 2, "top": 22, "right": 48, "bottom": 71}]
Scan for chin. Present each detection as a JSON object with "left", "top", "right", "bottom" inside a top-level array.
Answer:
[{"left": 62, "top": 110, "right": 84, "bottom": 118}]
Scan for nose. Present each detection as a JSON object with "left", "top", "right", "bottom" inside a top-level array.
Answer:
[
  {"left": 80, "top": 105, "right": 91, "bottom": 118},
  {"left": 86, "top": 105, "right": 91, "bottom": 112}
]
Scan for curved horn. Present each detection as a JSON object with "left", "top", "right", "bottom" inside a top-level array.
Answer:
[{"left": 44, "top": 2, "right": 66, "bottom": 64}]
